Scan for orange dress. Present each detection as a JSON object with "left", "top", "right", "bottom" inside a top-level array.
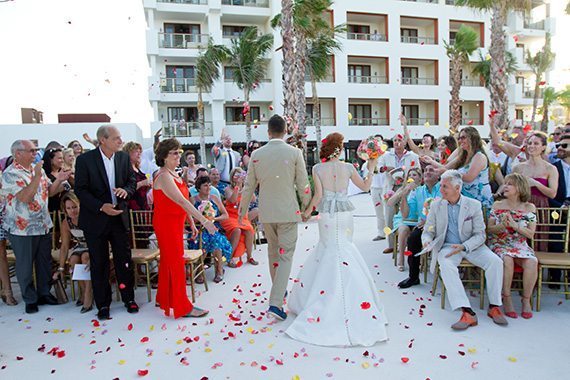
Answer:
[
  {"left": 221, "top": 194, "right": 254, "bottom": 259},
  {"left": 153, "top": 179, "right": 193, "bottom": 318}
]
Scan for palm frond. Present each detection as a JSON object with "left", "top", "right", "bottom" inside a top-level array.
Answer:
[
  {"left": 196, "top": 40, "right": 229, "bottom": 91},
  {"left": 444, "top": 25, "right": 478, "bottom": 61}
]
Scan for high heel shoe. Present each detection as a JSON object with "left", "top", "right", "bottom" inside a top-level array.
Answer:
[
  {"left": 502, "top": 294, "right": 518, "bottom": 319},
  {"left": 80, "top": 305, "right": 93, "bottom": 314},
  {"left": 1, "top": 289, "right": 18, "bottom": 306},
  {"left": 521, "top": 296, "right": 533, "bottom": 319}
]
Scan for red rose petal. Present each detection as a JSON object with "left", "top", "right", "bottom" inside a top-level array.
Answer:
[
  {"left": 404, "top": 250, "right": 412, "bottom": 257},
  {"left": 439, "top": 355, "right": 447, "bottom": 359},
  {"left": 137, "top": 369, "right": 149, "bottom": 376},
  {"left": 140, "top": 337, "right": 149, "bottom": 343},
  {"left": 279, "top": 248, "right": 285, "bottom": 255},
  {"left": 119, "top": 283, "right": 126, "bottom": 290},
  {"left": 401, "top": 357, "right": 409, "bottom": 363},
  {"left": 360, "top": 302, "right": 371, "bottom": 310},
  {"left": 128, "top": 323, "right": 133, "bottom": 331}
]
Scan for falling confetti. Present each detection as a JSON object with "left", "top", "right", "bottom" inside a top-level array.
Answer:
[
  {"left": 552, "top": 211, "right": 560, "bottom": 220},
  {"left": 383, "top": 226, "right": 392, "bottom": 236},
  {"left": 360, "top": 302, "right": 371, "bottom": 310}
]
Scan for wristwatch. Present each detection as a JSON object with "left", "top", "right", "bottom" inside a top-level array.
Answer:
[{"left": 57, "top": 267, "right": 65, "bottom": 272}]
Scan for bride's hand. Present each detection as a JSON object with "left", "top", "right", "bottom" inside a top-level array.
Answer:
[{"left": 366, "top": 157, "right": 378, "bottom": 172}]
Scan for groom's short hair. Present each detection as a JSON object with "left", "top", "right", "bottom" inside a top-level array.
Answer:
[{"left": 268, "top": 114, "right": 286, "bottom": 134}]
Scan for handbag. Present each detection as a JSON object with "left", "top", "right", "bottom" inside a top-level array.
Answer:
[{"left": 52, "top": 277, "right": 69, "bottom": 304}]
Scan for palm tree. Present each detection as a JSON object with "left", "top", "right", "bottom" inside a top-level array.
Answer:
[
  {"left": 526, "top": 33, "right": 555, "bottom": 129},
  {"left": 307, "top": 26, "right": 344, "bottom": 155},
  {"left": 445, "top": 25, "right": 479, "bottom": 135},
  {"left": 539, "top": 87, "right": 570, "bottom": 130},
  {"left": 227, "top": 27, "right": 273, "bottom": 143},
  {"left": 471, "top": 50, "right": 518, "bottom": 89},
  {"left": 196, "top": 40, "right": 229, "bottom": 163},
  {"left": 456, "top": 0, "right": 531, "bottom": 131}
]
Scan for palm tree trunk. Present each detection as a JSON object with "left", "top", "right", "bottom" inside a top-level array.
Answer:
[
  {"left": 531, "top": 75, "right": 541, "bottom": 126},
  {"left": 541, "top": 91, "right": 549, "bottom": 132},
  {"left": 450, "top": 57, "right": 463, "bottom": 135},
  {"left": 295, "top": 35, "right": 307, "bottom": 135},
  {"left": 281, "top": 0, "right": 297, "bottom": 133},
  {"left": 312, "top": 77, "right": 322, "bottom": 158},
  {"left": 244, "top": 88, "right": 252, "bottom": 144},
  {"left": 198, "top": 90, "right": 207, "bottom": 165},
  {"left": 489, "top": 2, "right": 509, "bottom": 132}
]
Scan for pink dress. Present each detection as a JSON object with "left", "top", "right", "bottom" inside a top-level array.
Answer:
[{"left": 530, "top": 178, "right": 549, "bottom": 252}]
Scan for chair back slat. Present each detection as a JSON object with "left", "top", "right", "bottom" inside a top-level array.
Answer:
[
  {"left": 531, "top": 207, "right": 570, "bottom": 253},
  {"left": 129, "top": 210, "right": 156, "bottom": 248}
]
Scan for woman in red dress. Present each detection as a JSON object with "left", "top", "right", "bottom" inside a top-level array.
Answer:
[
  {"left": 153, "top": 138, "right": 217, "bottom": 318},
  {"left": 221, "top": 167, "right": 258, "bottom": 267}
]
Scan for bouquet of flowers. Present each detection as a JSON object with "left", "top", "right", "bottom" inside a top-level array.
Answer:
[
  {"left": 422, "top": 197, "right": 437, "bottom": 218},
  {"left": 198, "top": 200, "right": 216, "bottom": 221},
  {"left": 356, "top": 136, "right": 387, "bottom": 161}
]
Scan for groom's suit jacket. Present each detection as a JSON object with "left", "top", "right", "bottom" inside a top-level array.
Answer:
[
  {"left": 239, "top": 139, "right": 311, "bottom": 223},
  {"left": 421, "top": 196, "right": 486, "bottom": 273}
]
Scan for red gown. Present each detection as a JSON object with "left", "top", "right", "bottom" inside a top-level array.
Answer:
[
  {"left": 221, "top": 195, "right": 254, "bottom": 259},
  {"left": 153, "top": 179, "right": 193, "bottom": 318}
]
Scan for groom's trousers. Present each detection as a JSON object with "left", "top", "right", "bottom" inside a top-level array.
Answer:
[{"left": 264, "top": 222, "right": 298, "bottom": 307}]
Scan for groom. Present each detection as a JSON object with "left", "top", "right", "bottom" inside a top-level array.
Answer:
[{"left": 239, "top": 114, "right": 311, "bottom": 320}]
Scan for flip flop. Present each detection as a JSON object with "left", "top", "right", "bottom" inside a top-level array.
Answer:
[{"left": 183, "top": 307, "right": 209, "bottom": 318}]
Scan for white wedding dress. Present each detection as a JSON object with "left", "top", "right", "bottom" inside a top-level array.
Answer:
[{"left": 286, "top": 161, "right": 388, "bottom": 347}]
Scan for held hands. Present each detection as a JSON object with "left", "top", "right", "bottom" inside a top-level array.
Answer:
[
  {"left": 101, "top": 203, "right": 123, "bottom": 216},
  {"left": 445, "top": 244, "right": 465, "bottom": 258},
  {"left": 113, "top": 187, "right": 128, "bottom": 199}
]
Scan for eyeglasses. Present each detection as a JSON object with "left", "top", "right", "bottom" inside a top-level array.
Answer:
[
  {"left": 72, "top": 144, "right": 82, "bottom": 148},
  {"left": 556, "top": 143, "right": 569, "bottom": 149},
  {"left": 47, "top": 148, "right": 63, "bottom": 153},
  {"left": 553, "top": 133, "right": 562, "bottom": 136},
  {"left": 168, "top": 150, "right": 183, "bottom": 156},
  {"left": 18, "top": 148, "right": 39, "bottom": 153},
  {"left": 458, "top": 136, "right": 467, "bottom": 141}
]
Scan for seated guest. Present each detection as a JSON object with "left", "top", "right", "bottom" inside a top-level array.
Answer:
[
  {"left": 547, "top": 126, "right": 563, "bottom": 163},
  {"left": 387, "top": 167, "right": 422, "bottom": 271},
  {"left": 422, "top": 170, "right": 506, "bottom": 330},
  {"left": 54, "top": 192, "right": 93, "bottom": 314},
  {"left": 210, "top": 167, "right": 227, "bottom": 196},
  {"left": 2, "top": 140, "right": 70, "bottom": 314},
  {"left": 42, "top": 148, "right": 72, "bottom": 212},
  {"left": 189, "top": 168, "right": 221, "bottom": 199},
  {"left": 398, "top": 165, "right": 441, "bottom": 288},
  {"left": 241, "top": 140, "right": 261, "bottom": 169},
  {"left": 221, "top": 168, "right": 258, "bottom": 267},
  {"left": 189, "top": 176, "right": 232, "bottom": 283},
  {"left": 488, "top": 173, "right": 537, "bottom": 319},
  {"left": 123, "top": 142, "right": 151, "bottom": 211}
]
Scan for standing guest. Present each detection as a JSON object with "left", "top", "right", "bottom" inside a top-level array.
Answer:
[
  {"left": 238, "top": 114, "right": 311, "bottom": 321},
  {"left": 54, "top": 192, "right": 93, "bottom": 314},
  {"left": 153, "top": 138, "right": 215, "bottom": 318},
  {"left": 436, "top": 135, "right": 457, "bottom": 165},
  {"left": 0, "top": 168, "right": 17, "bottom": 305},
  {"left": 68, "top": 140, "right": 84, "bottom": 157},
  {"left": 190, "top": 176, "right": 232, "bottom": 283},
  {"left": 487, "top": 173, "right": 537, "bottom": 319},
  {"left": 366, "top": 134, "right": 387, "bottom": 241},
  {"left": 377, "top": 121, "right": 419, "bottom": 254},
  {"left": 140, "top": 129, "right": 162, "bottom": 178},
  {"left": 547, "top": 126, "right": 563, "bottom": 163},
  {"left": 403, "top": 122, "right": 437, "bottom": 160},
  {"left": 222, "top": 167, "right": 257, "bottom": 267},
  {"left": 241, "top": 140, "right": 261, "bottom": 169},
  {"left": 1, "top": 140, "right": 70, "bottom": 314},
  {"left": 182, "top": 151, "right": 202, "bottom": 187},
  {"left": 123, "top": 142, "right": 152, "bottom": 211},
  {"left": 189, "top": 168, "right": 221, "bottom": 199},
  {"left": 397, "top": 165, "right": 441, "bottom": 288},
  {"left": 422, "top": 170, "right": 506, "bottom": 330},
  {"left": 74, "top": 125, "right": 139, "bottom": 320},
  {"left": 512, "top": 132, "right": 558, "bottom": 252},
  {"left": 212, "top": 128, "right": 241, "bottom": 184},
  {"left": 42, "top": 148, "right": 72, "bottom": 212},
  {"left": 489, "top": 119, "right": 527, "bottom": 175},
  {"left": 62, "top": 148, "right": 76, "bottom": 188},
  {"left": 423, "top": 127, "right": 494, "bottom": 210}
]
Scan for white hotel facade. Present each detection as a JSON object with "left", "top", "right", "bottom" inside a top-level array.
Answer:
[{"left": 142, "top": 0, "right": 554, "bottom": 163}]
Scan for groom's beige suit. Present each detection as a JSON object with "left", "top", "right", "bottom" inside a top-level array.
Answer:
[{"left": 239, "top": 139, "right": 311, "bottom": 308}]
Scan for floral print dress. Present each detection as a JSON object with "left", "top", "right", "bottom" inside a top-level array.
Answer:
[
  {"left": 189, "top": 198, "right": 232, "bottom": 262},
  {"left": 488, "top": 209, "right": 537, "bottom": 259},
  {"left": 458, "top": 159, "right": 494, "bottom": 211}
]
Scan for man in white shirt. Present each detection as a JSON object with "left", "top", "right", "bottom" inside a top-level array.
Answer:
[
  {"left": 377, "top": 134, "right": 419, "bottom": 253},
  {"left": 212, "top": 128, "right": 241, "bottom": 184},
  {"left": 365, "top": 134, "right": 387, "bottom": 241}
]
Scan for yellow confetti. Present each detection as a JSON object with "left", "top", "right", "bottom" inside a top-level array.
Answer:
[
  {"left": 176, "top": 339, "right": 183, "bottom": 344},
  {"left": 508, "top": 356, "right": 517, "bottom": 362},
  {"left": 118, "top": 360, "right": 126, "bottom": 365},
  {"left": 204, "top": 347, "right": 212, "bottom": 353},
  {"left": 348, "top": 112, "right": 353, "bottom": 121},
  {"left": 146, "top": 362, "right": 151, "bottom": 367},
  {"left": 468, "top": 348, "right": 477, "bottom": 354},
  {"left": 510, "top": 133, "right": 519, "bottom": 139},
  {"left": 249, "top": 339, "right": 255, "bottom": 344},
  {"left": 552, "top": 211, "right": 560, "bottom": 220},
  {"left": 424, "top": 121, "right": 430, "bottom": 128},
  {"left": 254, "top": 119, "right": 259, "bottom": 124},
  {"left": 381, "top": 144, "right": 388, "bottom": 151},
  {"left": 268, "top": 343, "right": 274, "bottom": 349},
  {"left": 292, "top": 376, "right": 301, "bottom": 380},
  {"left": 246, "top": 327, "right": 254, "bottom": 333},
  {"left": 547, "top": 135, "right": 554, "bottom": 143},
  {"left": 407, "top": 178, "right": 415, "bottom": 183},
  {"left": 485, "top": 53, "right": 491, "bottom": 61},
  {"left": 361, "top": 362, "right": 370, "bottom": 369},
  {"left": 428, "top": 225, "right": 435, "bottom": 232},
  {"left": 383, "top": 226, "right": 392, "bottom": 236},
  {"left": 51, "top": 329, "right": 60, "bottom": 333},
  {"left": 149, "top": 325, "right": 155, "bottom": 331}
]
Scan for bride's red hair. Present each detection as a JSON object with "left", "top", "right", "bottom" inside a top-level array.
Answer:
[{"left": 320, "top": 132, "right": 344, "bottom": 161}]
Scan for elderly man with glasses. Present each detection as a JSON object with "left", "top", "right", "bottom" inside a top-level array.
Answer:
[{"left": 1, "top": 140, "right": 71, "bottom": 314}]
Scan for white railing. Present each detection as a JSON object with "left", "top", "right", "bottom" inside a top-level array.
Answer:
[
  {"left": 158, "top": 0, "right": 207, "bottom": 4},
  {"left": 163, "top": 121, "right": 213, "bottom": 137},
  {"left": 401, "top": 35, "right": 436, "bottom": 44},
  {"left": 349, "top": 118, "right": 390, "bottom": 126},
  {"left": 400, "top": 0, "right": 437, "bottom": 3},
  {"left": 524, "top": 89, "right": 543, "bottom": 98},
  {"left": 159, "top": 33, "right": 208, "bottom": 49},
  {"left": 226, "top": 119, "right": 269, "bottom": 125},
  {"left": 461, "top": 79, "right": 482, "bottom": 87},
  {"left": 222, "top": 0, "right": 269, "bottom": 7},
  {"left": 160, "top": 77, "right": 197, "bottom": 93},
  {"left": 346, "top": 32, "right": 387, "bottom": 41},
  {"left": 348, "top": 75, "right": 388, "bottom": 84},
  {"left": 406, "top": 118, "right": 438, "bottom": 126},
  {"left": 401, "top": 77, "right": 436, "bottom": 85},
  {"left": 524, "top": 19, "right": 545, "bottom": 30},
  {"left": 304, "top": 117, "right": 336, "bottom": 126}
]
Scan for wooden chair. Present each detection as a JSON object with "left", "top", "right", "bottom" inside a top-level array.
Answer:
[
  {"left": 183, "top": 222, "right": 208, "bottom": 303},
  {"left": 130, "top": 210, "right": 160, "bottom": 302},
  {"left": 533, "top": 207, "right": 570, "bottom": 311}
]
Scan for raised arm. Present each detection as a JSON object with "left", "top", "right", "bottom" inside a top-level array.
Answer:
[{"left": 350, "top": 158, "right": 378, "bottom": 193}]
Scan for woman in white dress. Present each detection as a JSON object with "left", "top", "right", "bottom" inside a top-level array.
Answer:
[{"left": 286, "top": 133, "right": 388, "bottom": 347}]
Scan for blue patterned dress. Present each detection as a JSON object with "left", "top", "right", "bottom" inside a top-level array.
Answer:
[
  {"left": 458, "top": 155, "right": 494, "bottom": 210},
  {"left": 189, "top": 198, "right": 232, "bottom": 262}
]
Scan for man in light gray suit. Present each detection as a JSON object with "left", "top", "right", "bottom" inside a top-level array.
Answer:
[
  {"left": 422, "top": 170, "right": 507, "bottom": 330},
  {"left": 238, "top": 115, "right": 311, "bottom": 321},
  {"left": 211, "top": 129, "right": 241, "bottom": 184}
]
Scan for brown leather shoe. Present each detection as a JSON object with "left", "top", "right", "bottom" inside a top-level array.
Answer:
[
  {"left": 487, "top": 306, "right": 508, "bottom": 326},
  {"left": 382, "top": 248, "right": 394, "bottom": 254},
  {"left": 451, "top": 311, "right": 478, "bottom": 330}
]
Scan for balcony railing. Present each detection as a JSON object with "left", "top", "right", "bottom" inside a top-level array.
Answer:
[
  {"left": 226, "top": 118, "right": 269, "bottom": 125},
  {"left": 160, "top": 77, "right": 197, "bottom": 93},
  {"left": 461, "top": 79, "right": 483, "bottom": 87},
  {"left": 224, "top": 77, "right": 271, "bottom": 83},
  {"left": 158, "top": 0, "right": 207, "bottom": 4},
  {"left": 400, "top": 0, "right": 437, "bottom": 3},
  {"left": 304, "top": 74, "right": 334, "bottom": 82},
  {"left": 346, "top": 32, "right": 387, "bottom": 41},
  {"left": 159, "top": 33, "right": 208, "bottom": 49},
  {"left": 400, "top": 35, "right": 436, "bottom": 45},
  {"left": 524, "top": 89, "right": 543, "bottom": 98},
  {"left": 349, "top": 118, "right": 390, "bottom": 126},
  {"left": 305, "top": 117, "right": 336, "bottom": 126},
  {"left": 348, "top": 75, "right": 388, "bottom": 84},
  {"left": 524, "top": 19, "right": 545, "bottom": 30},
  {"left": 461, "top": 118, "right": 483, "bottom": 125},
  {"left": 222, "top": 0, "right": 269, "bottom": 7},
  {"left": 163, "top": 121, "right": 213, "bottom": 138},
  {"left": 401, "top": 77, "right": 436, "bottom": 85},
  {"left": 406, "top": 117, "right": 438, "bottom": 126},
  {"left": 446, "top": 0, "right": 458, "bottom": 4}
]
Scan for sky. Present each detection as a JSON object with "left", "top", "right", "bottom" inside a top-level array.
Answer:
[{"left": 0, "top": 0, "right": 568, "bottom": 138}]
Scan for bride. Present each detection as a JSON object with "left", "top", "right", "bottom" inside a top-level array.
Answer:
[{"left": 286, "top": 132, "right": 388, "bottom": 347}]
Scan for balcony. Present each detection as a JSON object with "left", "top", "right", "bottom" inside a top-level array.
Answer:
[
  {"left": 401, "top": 99, "right": 439, "bottom": 126},
  {"left": 401, "top": 58, "right": 438, "bottom": 85},
  {"left": 524, "top": 89, "right": 543, "bottom": 98},
  {"left": 458, "top": 100, "right": 484, "bottom": 126},
  {"left": 349, "top": 117, "right": 389, "bottom": 126},
  {"left": 524, "top": 19, "right": 545, "bottom": 30},
  {"left": 346, "top": 12, "right": 389, "bottom": 43},
  {"left": 160, "top": 77, "right": 196, "bottom": 93},
  {"left": 406, "top": 117, "right": 438, "bottom": 126},
  {"left": 401, "top": 77, "right": 436, "bottom": 85},
  {"left": 305, "top": 117, "right": 336, "bottom": 126},
  {"left": 163, "top": 121, "right": 213, "bottom": 138},
  {"left": 349, "top": 99, "right": 390, "bottom": 127},
  {"left": 347, "top": 32, "right": 387, "bottom": 41},
  {"left": 400, "top": 16, "right": 437, "bottom": 45},
  {"left": 158, "top": 0, "right": 207, "bottom": 3},
  {"left": 401, "top": 35, "right": 435, "bottom": 45},
  {"left": 222, "top": 0, "right": 269, "bottom": 7},
  {"left": 400, "top": 0, "right": 437, "bottom": 3},
  {"left": 449, "top": 20, "right": 484, "bottom": 47},
  {"left": 348, "top": 76, "right": 388, "bottom": 84},
  {"left": 159, "top": 33, "right": 208, "bottom": 49}
]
